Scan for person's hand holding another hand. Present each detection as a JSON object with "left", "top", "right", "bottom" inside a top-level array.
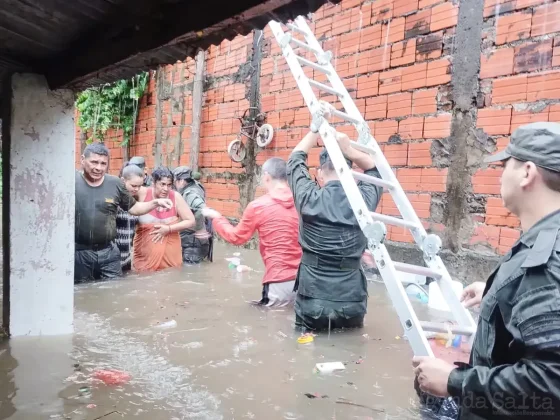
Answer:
[{"left": 154, "top": 198, "right": 173, "bottom": 210}]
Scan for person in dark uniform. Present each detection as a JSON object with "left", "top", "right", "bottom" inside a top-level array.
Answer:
[
  {"left": 412, "top": 122, "right": 560, "bottom": 419},
  {"left": 129, "top": 156, "right": 152, "bottom": 186},
  {"left": 75, "top": 143, "right": 172, "bottom": 283},
  {"left": 172, "top": 166, "right": 213, "bottom": 264},
  {"left": 287, "top": 119, "right": 382, "bottom": 332}
]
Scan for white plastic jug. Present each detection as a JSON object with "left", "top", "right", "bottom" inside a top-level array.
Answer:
[{"left": 428, "top": 280, "right": 464, "bottom": 312}]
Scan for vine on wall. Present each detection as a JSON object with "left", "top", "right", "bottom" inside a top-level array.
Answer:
[{"left": 75, "top": 72, "right": 149, "bottom": 145}]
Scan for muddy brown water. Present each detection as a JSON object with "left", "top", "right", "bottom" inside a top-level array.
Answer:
[{"left": 0, "top": 243, "right": 457, "bottom": 420}]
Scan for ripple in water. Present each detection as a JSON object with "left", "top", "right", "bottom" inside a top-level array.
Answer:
[{"left": 73, "top": 311, "right": 223, "bottom": 419}]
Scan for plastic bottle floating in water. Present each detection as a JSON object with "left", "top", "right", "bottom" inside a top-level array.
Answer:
[{"left": 226, "top": 257, "right": 241, "bottom": 269}]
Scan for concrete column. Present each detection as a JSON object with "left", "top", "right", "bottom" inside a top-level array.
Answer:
[{"left": 6, "top": 73, "right": 75, "bottom": 336}]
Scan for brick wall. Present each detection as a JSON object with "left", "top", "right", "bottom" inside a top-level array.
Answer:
[{"left": 76, "top": 0, "right": 560, "bottom": 259}]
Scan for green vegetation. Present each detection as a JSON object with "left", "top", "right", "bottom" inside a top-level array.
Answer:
[{"left": 75, "top": 72, "right": 149, "bottom": 145}]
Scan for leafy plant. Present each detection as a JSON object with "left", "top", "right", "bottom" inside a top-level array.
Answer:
[{"left": 75, "top": 72, "right": 149, "bottom": 145}]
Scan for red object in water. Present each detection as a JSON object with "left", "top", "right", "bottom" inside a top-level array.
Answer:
[{"left": 93, "top": 369, "right": 131, "bottom": 385}]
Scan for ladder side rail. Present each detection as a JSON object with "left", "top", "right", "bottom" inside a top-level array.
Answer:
[
  {"left": 294, "top": 17, "right": 477, "bottom": 336},
  {"left": 295, "top": 16, "right": 366, "bottom": 128},
  {"left": 370, "top": 243, "right": 434, "bottom": 357},
  {"left": 293, "top": 16, "right": 429, "bottom": 248}
]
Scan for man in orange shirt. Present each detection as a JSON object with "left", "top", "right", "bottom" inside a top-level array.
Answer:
[{"left": 203, "top": 157, "right": 302, "bottom": 307}]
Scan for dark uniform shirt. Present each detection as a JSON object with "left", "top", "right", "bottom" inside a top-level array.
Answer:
[
  {"left": 448, "top": 209, "right": 560, "bottom": 419},
  {"left": 75, "top": 172, "right": 136, "bottom": 247},
  {"left": 286, "top": 151, "right": 382, "bottom": 302}
]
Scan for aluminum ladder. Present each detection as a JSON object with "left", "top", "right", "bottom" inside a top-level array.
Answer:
[{"left": 268, "top": 16, "right": 477, "bottom": 357}]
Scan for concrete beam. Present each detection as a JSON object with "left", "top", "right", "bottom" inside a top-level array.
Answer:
[{"left": 6, "top": 73, "right": 75, "bottom": 336}]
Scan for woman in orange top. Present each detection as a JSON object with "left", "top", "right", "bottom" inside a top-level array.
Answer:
[{"left": 133, "top": 166, "right": 195, "bottom": 272}]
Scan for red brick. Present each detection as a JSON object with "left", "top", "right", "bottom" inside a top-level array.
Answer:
[
  {"left": 391, "top": 39, "right": 417, "bottom": 67},
  {"left": 553, "top": 36, "right": 560, "bottom": 67},
  {"left": 365, "top": 95, "right": 388, "bottom": 119},
  {"left": 517, "top": 0, "right": 549, "bottom": 8},
  {"left": 381, "top": 193, "right": 431, "bottom": 219},
  {"left": 527, "top": 70, "right": 560, "bottom": 101},
  {"left": 477, "top": 108, "right": 512, "bottom": 135},
  {"left": 380, "top": 68, "right": 403, "bottom": 94},
  {"left": 480, "top": 48, "right": 514, "bottom": 79},
  {"left": 402, "top": 62, "right": 428, "bottom": 90},
  {"left": 357, "top": 73, "right": 380, "bottom": 98},
  {"left": 426, "top": 58, "right": 451, "bottom": 86},
  {"left": 470, "top": 224, "right": 500, "bottom": 249},
  {"left": 398, "top": 167, "right": 448, "bottom": 192},
  {"left": 532, "top": 3, "right": 560, "bottom": 37},
  {"left": 496, "top": 11, "right": 532, "bottom": 45},
  {"left": 383, "top": 143, "right": 408, "bottom": 166},
  {"left": 412, "top": 88, "right": 437, "bottom": 115},
  {"left": 374, "top": 119, "right": 399, "bottom": 142},
  {"left": 510, "top": 107, "right": 549, "bottom": 131},
  {"left": 382, "top": 17, "right": 406, "bottom": 44},
  {"left": 499, "top": 227, "right": 521, "bottom": 248},
  {"left": 339, "top": 32, "right": 361, "bottom": 55},
  {"left": 360, "top": 24, "right": 383, "bottom": 51},
  {"left": 399, "top": 117, "right": 425, "bottom": 140},
  {"left": 485, "top": 197, "right": 520, "bottom": 227},
  {"left": 408, "top": 141, "right": 433, "bottom": 166},
  {"left": 472, "top": 168, "right": 503, "bottom": 194},
  {"left": 371, "top": 0, "right": 393, "bottom": 23},
  {"left": 416, "top": 32, "right": 443, "bottom": 60},
  {"left": 430, "top": 3, "right": 459, "bottom": 31},
  {"left": 332, "top": 10, "right": 353, "bottom": 36},
  {"left": 406, "top": 9, "right": 431, "bottom": 39},
  {"left": 424, "top": 113, "right": 451, "bottom": 138},
  {"left": 491, "top": 75, "right": 528, "bottom": 104},
  {"left": 549, "top": 104, "right": 560, "bottom": 122},
  {"left": 514, "top": 40, "right": 553, "bottom": 74},
  {"left": 394, "top": 0, "right": 419, "bottom": 17},
  {"left": 419, "top": 0, "right": 442, "bottom": 8},
  {"left": 387, "top": 92, "right": 412, "bottom": 118}
]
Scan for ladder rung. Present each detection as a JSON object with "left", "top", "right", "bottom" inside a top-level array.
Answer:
[
  {"left": 287, "top": 23, "right": 307, "bottom": 35},
  {"left": 370, "top": 212, "right": 420, "bottom": 230},
  {"left": 394, "top": 261, "right": 442, "bottom": 279},
  {"left": 295, "top": 55, "right": 331, "bottom": 75},
  {"left": 330, "top": 108, "right": 362, "bottom": 124},
  {"left": 420, "top": 321, "right": 475, "bottom": 336},
  {"left": 290, "top": 37, "right": 319, "bottom": 54},
  {"left": 349, "top": 141, "right": 375, "bottom": 155},
  {"left": 308, "top": 79, "right": 344, "bottom": 97},
  {"left": 352, "top": 170, "right": 394, "bottom": 189}
]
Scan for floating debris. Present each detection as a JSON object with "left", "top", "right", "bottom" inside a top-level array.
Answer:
[
  {"left": 93, "top": 369, "right": 131, "bottom": 386},
  {"left": 297, "top": 335, "right": 314, "bottom": 344},
  {"left": 153, "top": 319, "right": 177, "bottom": 330},
  {"left": 314, "top": 362, "right": 346, "bottom": 374}
]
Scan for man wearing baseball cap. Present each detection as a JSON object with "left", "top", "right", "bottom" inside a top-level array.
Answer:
[{"left": 413, "top": 122, "right": 560, "bottom": 419}]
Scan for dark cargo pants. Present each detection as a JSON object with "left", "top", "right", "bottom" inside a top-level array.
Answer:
[
  {"left": 294, "top": 294, "right": 367, "bottom": 332},
  {"left": 182, "top": 236, "right": 211, "bottom": 265},
  {"left": 74, "top": 242, "right": 122, "bottom": 283}
]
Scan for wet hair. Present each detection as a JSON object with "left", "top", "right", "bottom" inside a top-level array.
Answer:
[
  {"left": 262, "top": 157, "right": 288, "bottom": 181},
  {"left": 152, "top": 166, "right": 173, "bottom": 183},
  {"left": 83, "top": 143, "right": 109, "bottom": 158},
  {"left": 121, "top": 163, "right": 144, "bottom": 180}
]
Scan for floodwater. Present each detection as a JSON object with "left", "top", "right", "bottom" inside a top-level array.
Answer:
[{"left": 0, "top": 242, "right": 465, "bottom": 420}]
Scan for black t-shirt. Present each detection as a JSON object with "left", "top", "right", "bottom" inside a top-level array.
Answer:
[{"left": 75, "top": 172, "right": 137, "bottom": 246}]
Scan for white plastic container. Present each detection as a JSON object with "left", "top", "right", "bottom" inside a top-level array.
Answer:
[
  {"left": 428, "top": 280, "right": 464, "bottom": 312},
  {"left": 314, "top": 362, "right": 346, "bottom": 374}
]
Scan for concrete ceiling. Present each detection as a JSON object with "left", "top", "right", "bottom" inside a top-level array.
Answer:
[{"left": 0, "top": 0, "right": 338, "bottom": 91}]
